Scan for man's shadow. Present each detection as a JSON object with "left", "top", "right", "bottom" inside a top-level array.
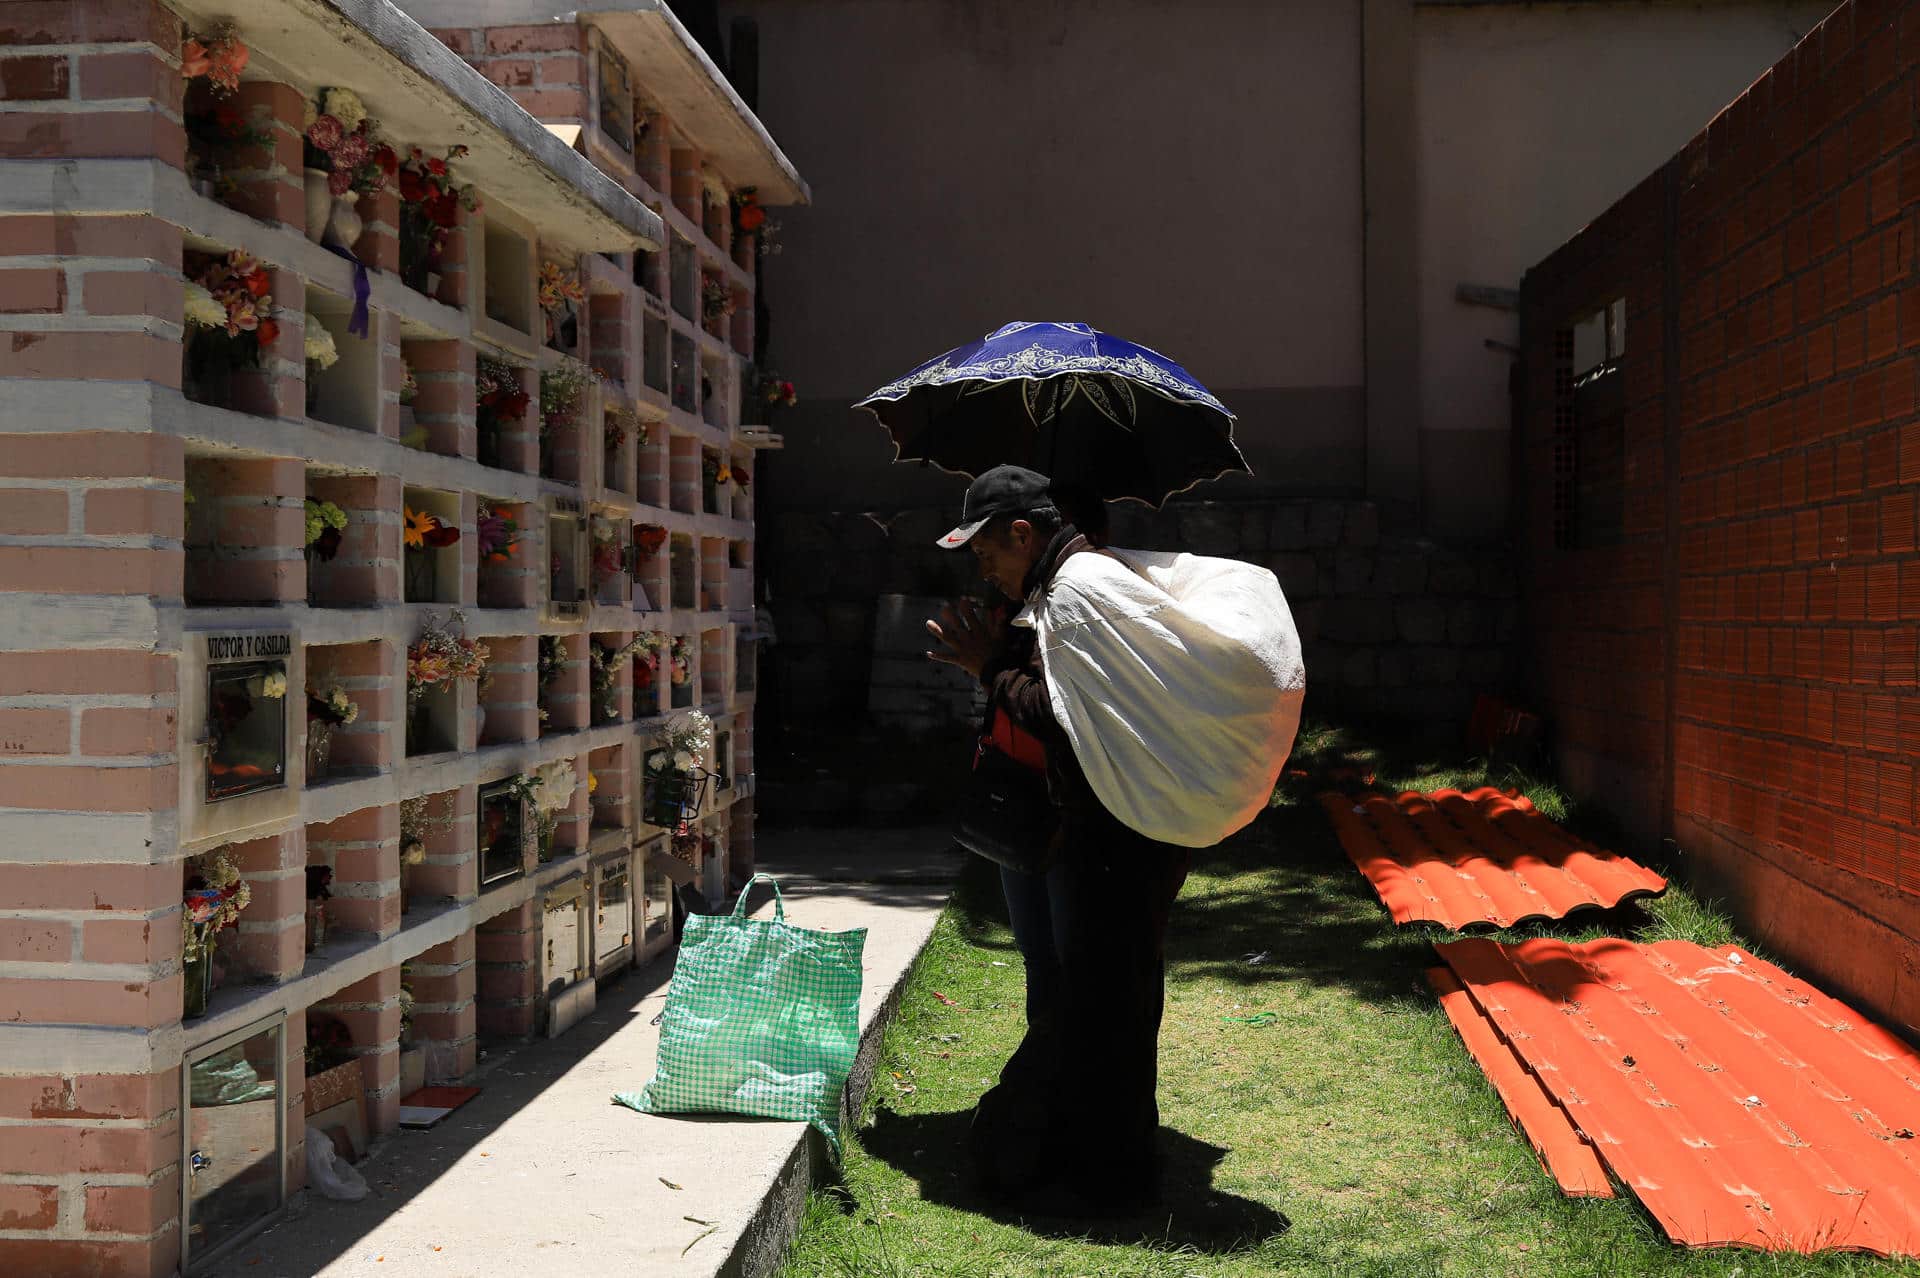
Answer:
[{"left": 854, "top": 1106, "right": 1289, "bottom": 1252}]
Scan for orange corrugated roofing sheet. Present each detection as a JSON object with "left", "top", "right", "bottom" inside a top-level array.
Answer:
[
  {"left": 1426, "top": 965, "right": 1614, "bottom": 1198},
  {"left": 1436, "top": 936, "right": 1920, "bottom": 1255},
  {"left": 1321, "top": 788, "right": 1667, "bottom": 930}
]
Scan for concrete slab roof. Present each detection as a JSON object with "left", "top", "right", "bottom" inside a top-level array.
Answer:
[
  {"left": 170, "top": 0, "right": 664, "bottom": 251},
  {"left": 580, "top": 3, "right": 810, "bottom": 205}
]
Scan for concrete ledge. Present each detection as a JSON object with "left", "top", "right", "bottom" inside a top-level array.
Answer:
[{"left": 203, "top": 831, "right": 959, "bottom": 1278}]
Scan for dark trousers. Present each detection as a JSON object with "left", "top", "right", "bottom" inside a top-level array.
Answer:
[{"left": 972, "top": 806, "right": 1190, "bottom": 1197}]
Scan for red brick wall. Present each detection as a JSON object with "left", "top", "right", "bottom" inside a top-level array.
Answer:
[{"left": 1521, "top": 0, "right": 1920, "bottom": 1028}]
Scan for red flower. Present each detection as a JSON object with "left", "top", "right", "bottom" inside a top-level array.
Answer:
[
  {"left": 422, "top": 520, "right": 461, "bottom": 549},
  {"left": 328, "top": 168, "right": 354, "bottom": 197},
  {"left": 180, "top": 39, "right": 211, "bottom": 81},
  {"left": 306, "top": 113, "right": 343, "bottom": 152},
  {"left": 425, "top": 191, "right": 460, "bottom": 229},
  {"left": 374, "top": 145, "right": 399, "bottom": 176},
  {"left": 332, "top": 132, "right": 369, "bottom": 170},
  {"left": 426, "top": 157, "right": 448, "bottom": 178},
  {"left": 737, "top": 204, "right": 766, "bottom": 233},
  {"left": 398, "top": 168, "right": 427, "bottom": 203},
  {"left": 243, "top": 269, "right": 270, "bottom": 298},
  {"left": 213, "top": 103, "right": 242, "bottom": 131},
  {"left": 255, "top": 317, "right": 280, "bottom": 347}
]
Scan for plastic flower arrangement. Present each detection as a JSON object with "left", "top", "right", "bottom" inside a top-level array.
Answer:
[
  {"left": 192, "top": 251, "right": 278, "bottom": 344},
  {"left": 590, "top": 520, "right": 631, "bottom": 590},
  {"left": 648, "top": 710, "right": 713, "bottom": 776},
  {"left": 181, "top": 25, "right": 250, "bottom": 95},
  {"left": 701, "top": 273, "right": 734, "bottom": 320},
  {"left": 181, "top": 850, "right": 252, "bottom": 964},
  {"left": 757, "top": 370, "right": 798, "bottom": 408},
  {"left": 732, "top": 188, "right": 767, "bottom": 234},
  {"left": 475, "top": 501, "right": 521, "bottom": 564},
  {"left": 304, "top": 314, "right": 339, "bottom": 370},
  {"left": 398, "top": 145, "right": 481, "bottom": 225},
  {"left": 304, "top": 89, "right": 396, "bottom": 198},
  {"left": 590, "top": 635, "right": 651, "bottom": 720},
  {"left": 407, "top": 611, "right": 488, "bottom": 706},
  {"left": 540, "top": 360, "right": 594, "bottom": 432},
  {"left": 184, "top": 283, "right": 228, "bottom": 330},
  {"left": 633, "top": 525, "right": 668, "bottom": 560},
  {"left": 536, "top": 635, "right": 565, "bottom": 724},
  {"left": 508, "top": 758, "right": 577, "bottom": 855},
  {"left": 399, "top": 794, "right": 445, "bottom": 867},
  {"left": 538, "top": 262, "right": 586, "bottom": 317},
  {"left": 258, "top": 671, "right": 288, "bottom": 699},
  {"left": 403, "top": 505, "right": 460, "bottom": 551},
  {"left": 303, "top": 498, "right": 347, "bottom": 561},
  {"left": 307, "top": 685, "right": 359, "bottom": 728},
  {"left": 702, "top": 452, "right": 733, "bottom": 488},
  {"left": 630, "top": 631, "right": 667, "bottom": 692},
  {"left": 605, "top": 403, "right": 644, "bottom": 453},
  {"left": 477, "top": 355, "right": 530, "bottom": 420},
  {"left": 400, "top": 366, "right": 419, "bottom": 406},
  {"left": 668, "top": 635, "right": 693, "bottom": 687}
]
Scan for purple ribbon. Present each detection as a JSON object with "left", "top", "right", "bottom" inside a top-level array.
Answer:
[{"left": 323, "top": 245, "right": 372, "bottom": 337}]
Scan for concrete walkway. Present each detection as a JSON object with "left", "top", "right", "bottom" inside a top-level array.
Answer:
[{"left": 208, "top": 827, "right": 961, "bottom": 1278}]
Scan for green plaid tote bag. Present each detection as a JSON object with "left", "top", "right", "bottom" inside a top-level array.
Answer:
[{"left": 615, "top": 874, "right": 867, "bottom": 1148}]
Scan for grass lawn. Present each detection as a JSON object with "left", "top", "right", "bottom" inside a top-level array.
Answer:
[{"left": 776, "top": 723, "right": 1917, "bottom": 1278}]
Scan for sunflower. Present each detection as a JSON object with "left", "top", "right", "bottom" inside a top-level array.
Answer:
[{"left": 403, "top": 506, "right": 437, "bottom": 548}]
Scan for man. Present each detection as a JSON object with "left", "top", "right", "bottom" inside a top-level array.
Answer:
[{"left": 925, "top": 465, "right": 1188, "bottom": 1214}]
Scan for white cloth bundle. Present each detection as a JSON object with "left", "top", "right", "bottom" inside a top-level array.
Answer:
[{"left": 1015, "top": 548, "right": 1305, "bottom": 848}]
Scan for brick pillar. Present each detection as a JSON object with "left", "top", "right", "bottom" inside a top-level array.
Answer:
[
  {"left": 699, "top": 537, "right": 726, "bottom": 613},
  {"left": 224, "top": 81, "right": 303, "bottom": 228},
  {"left": 478, "top": 634, "right": 538, "bottom": 745},
  {"left": 435, "top": 204, "right": 469, "bottom": 310},
  {"left": 589, "top": 291, "right": 628, "bottom": 387},
  {"left": 590, "top": 746, "right": 631, "bottom": 833},
  {"left": 730, "top": 286, "right": 752, "bottom": 357},
  {"left": 476, "top": 903, "right": 538, "bottom": 1040},
  {"left": 307, "top": 473, "right": 402, "bottom": 606},
  {"left": 477, "top": 500, "right": 539, "bottom": 608},
  {"left": 354, "top": 188, "right": 400, "bottom": 273},
  {"left": 408, "top": 787, "right": 476, "bottom": 904},
  {"left": 309, "top": 805, "right": 400, "bottom": 939},
  {"left": 313, "top": 968, "right": 402, "bottom": 1136},
  {"left": 409, "top": 932, "right": 478, "bottom": 1083},
  {"left": 407, "top": 338, "right": 474, "bottom": 459},
  {"left": 185, "top": 456, "right": 303, "bottom": 604},
  {"left": 506, "top": 364, "right": 540, "bottom": 474},
  {"left": 543, "top": 633, "right": 589, "bottom": 732},
  {"left": 670, "top": 147, "right": 702, "bottom": 224},
  {"left": 669, "top": 437, "right": 700, "bottom": 515},
  {"left": 222, "top": 830, "right": 305, "bottom": 983}
]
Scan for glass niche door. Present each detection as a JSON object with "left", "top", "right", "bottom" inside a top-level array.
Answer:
[{"left": 183, "top": 1015, "right": 286, "bottom": 1271}]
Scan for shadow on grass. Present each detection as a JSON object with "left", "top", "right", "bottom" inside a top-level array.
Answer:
[{"left": 855, "top": 1106, "right": 1289, "bottom": 1253}]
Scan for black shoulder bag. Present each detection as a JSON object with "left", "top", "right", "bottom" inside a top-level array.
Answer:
[{"left": 953, "top": 741, "right": 1057, "bottom": 874}]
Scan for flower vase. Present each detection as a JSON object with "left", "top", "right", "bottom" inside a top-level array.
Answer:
[
  {"left": 306, "top": 721, "right": 333, "bottom": 782},
  {"left": 404, "top": 549, "right": 436, "bottom": 602},
  {"left": 323, "top": 195, "right": 363, "bottom": 253},
  {"left": 304, "top": 169, "right": 331, "bottom": 243},
  {"left": 183, "top": 948, "right": 213, "bottom": 1019},
  {"left": 305, "top": 900, "right": 326, "bottom": 952}
]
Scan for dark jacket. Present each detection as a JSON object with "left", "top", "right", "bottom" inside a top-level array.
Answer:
[{"left": 976, "top": 527, "right": 1105, "bottom": 822}]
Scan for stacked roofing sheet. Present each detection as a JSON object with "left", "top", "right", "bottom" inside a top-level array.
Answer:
[
  {"left": 1434, "top": 936, "right": 1920, "bottom": 1255},
  {"left": 1321, "top": 788, "right": 1667, "bottom": 930}
]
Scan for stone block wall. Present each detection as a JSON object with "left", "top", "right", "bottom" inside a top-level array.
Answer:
[{"left": 757, "top": 495, "right": 1520, "bottom": 764}]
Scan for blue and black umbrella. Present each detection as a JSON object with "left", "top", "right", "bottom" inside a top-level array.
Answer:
[{"left": 856, "top": 321, "right": 1248, "bottom": 506}]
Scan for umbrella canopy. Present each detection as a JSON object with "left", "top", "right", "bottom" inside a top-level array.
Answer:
[{"left": 856, "top": 321, "right": 1249, "bottom": 506}]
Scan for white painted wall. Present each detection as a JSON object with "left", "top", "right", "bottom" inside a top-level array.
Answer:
[{"left": 1413, "top": 1, "right": 1834, "bottom": 528}]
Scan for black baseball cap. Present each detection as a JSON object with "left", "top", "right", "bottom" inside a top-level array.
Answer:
[{"left": 936, "top": 465, "right": 1053, "bottom": 548}]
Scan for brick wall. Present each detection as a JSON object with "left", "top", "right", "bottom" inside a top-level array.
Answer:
[{"left": 1519, "top": 0, "right": 1920, "bottom": 1031}]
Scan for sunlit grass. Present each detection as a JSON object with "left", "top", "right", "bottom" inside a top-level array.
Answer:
[{"left": 777, "top": 721, "right": 1909, "bottom": 1278}]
